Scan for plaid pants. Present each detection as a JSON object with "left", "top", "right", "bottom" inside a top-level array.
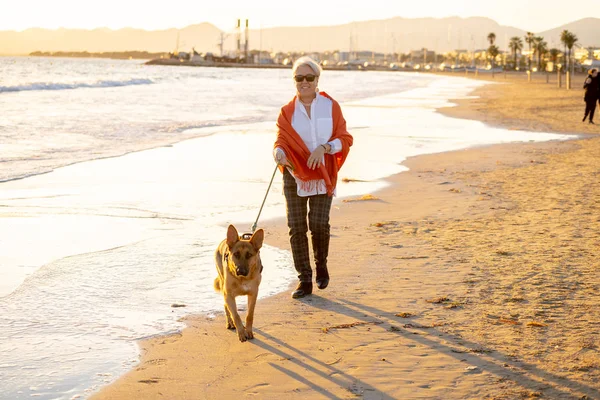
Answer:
[{"left": 283, "top": 169, "right": 333, "bottom": 282}]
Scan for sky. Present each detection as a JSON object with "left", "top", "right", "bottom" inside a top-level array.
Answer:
[{"left": 2, "top": 0, "right": 598, "bottom": 33}]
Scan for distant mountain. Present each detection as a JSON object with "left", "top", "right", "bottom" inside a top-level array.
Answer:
[
  {"left": 539, "top": 18, "right": 600, "bottom": 49},
  {"left": 1, "top": 17, "right": 598, "bottom": 56},
  {"left": 250, "top": 17, "right": 525, "bottom": 54},
  {"left": 0, "top": 23, "right": 222, "bottom": 55}
]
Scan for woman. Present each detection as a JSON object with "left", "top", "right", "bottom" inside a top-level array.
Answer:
[
  {"left": 273, "top": 56, "right": 353, "bottom": 299},
  {"left": 583, "top": 68, "right": 598, "bottom": 124}
]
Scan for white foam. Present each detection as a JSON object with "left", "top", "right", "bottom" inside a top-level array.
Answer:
[{"left": 0, "top": 78, "right": 153, "bottom": 93}]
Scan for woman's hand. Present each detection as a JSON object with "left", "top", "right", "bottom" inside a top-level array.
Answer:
[
  {"left": 274, "top": 148, "right": 288, "bottom": 166},
  {"left": 307, "top": 145, "right": 327, "bottom": 170}
]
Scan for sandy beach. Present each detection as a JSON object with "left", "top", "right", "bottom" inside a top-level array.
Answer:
[{"left": 93, "top": 73, "right": 600, "bottom": 400}]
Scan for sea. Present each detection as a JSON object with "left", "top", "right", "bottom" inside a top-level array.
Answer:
[{"left": 0, "top": 56, "right": 573, "bottom": 399}]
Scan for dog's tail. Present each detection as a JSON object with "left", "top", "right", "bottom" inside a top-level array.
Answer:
[{"left": 213, "top": 277, "right": 222, "bottom": 292}]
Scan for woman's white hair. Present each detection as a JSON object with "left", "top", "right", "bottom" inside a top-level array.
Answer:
[{"left": 292, "top": 56, "right": 322, "bottom": 77}]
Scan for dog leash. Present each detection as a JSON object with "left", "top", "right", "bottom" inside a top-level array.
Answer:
[{"left": 248, "top": 164, "right": 279, "bottom": 235}]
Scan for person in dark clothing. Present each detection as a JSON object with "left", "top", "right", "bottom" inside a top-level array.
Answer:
[
  {"left": 598, "top": 68, "right": 600, "bottom": 108},
  {"left": 583, "top": 68, "right": 598, "bottom": 124}
]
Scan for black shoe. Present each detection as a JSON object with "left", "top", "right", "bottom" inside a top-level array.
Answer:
[
  {"left": 292, "top": 282, "right": 313, "bottom": 299},
  {"left": 316, "top": 267, "right": 329, "bottom": 290}
]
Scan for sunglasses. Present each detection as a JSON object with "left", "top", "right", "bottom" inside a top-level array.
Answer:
[{"left": 294, "top": 74, "right": 317, "bottom": 83}]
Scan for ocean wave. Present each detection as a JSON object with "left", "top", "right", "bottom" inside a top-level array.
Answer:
[
  {"left": 0, "top": 78, "right": 154, "bottom": 93},
  {"left": 158, "top": 113, "right": 274, "bottom": 136}
]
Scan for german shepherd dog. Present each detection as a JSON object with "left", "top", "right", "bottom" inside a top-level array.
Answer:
[{"left": 214, "top": 225, "right": 264, "bottom": 342}]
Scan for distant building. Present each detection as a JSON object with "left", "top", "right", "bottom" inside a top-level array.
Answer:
[
  {"left": 409, "top": 48, "right": 435, "bottom": 63},
  {"left": 335, "top": 50, "right": 388, "bottom": 66},
  {"left": 336, "top": 52, "right": 352, "bottom": 62},
  {"left": 575, "top": 47, "right": 600, "bottom": 61}
]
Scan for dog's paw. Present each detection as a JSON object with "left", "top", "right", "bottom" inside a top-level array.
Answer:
[
  {"left": 246, "top": 329, "right": 254, "bottom": 340},
  {"left": 226, "top": 322, "right": 235, "bottom": 330},
  {"left": 237, "top": 328, "right": 249, "bottom": 342}
]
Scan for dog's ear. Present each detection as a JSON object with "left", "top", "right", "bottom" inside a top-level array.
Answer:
[
  {"left": 249, "top": 229, "right": 264, "bottom": 251},
  {"left": 226, "top": 225, "right": 240, "bottom": 249}
]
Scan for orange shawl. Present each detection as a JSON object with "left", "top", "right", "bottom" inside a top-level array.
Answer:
[{"left": 274, "top": 92, "right": 353, "bottom": 196}]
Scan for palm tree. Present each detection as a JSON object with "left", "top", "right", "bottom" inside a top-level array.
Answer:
[
  {"left": 564, "top": 32, "right": 578, "bottom": 73},
  {"left": 533, "top": 36, "right": 547, "bottom": 71},
  {"left": 549, "top": 48, "right": 561, "bottom": 70},
  {"left": 560, "top": 30, "right": 576, "bottom": 72},
  {"left": 525, "top": 32, "right": 535, "bottom": 70},
  {"left": 487, "top": 32, "right": 496, "bottom": 46},
  {"left": 560, "top": 30, "right": 569, "bottom": 71},
  {"left": 488, "top": 45, "right": 500, "bottom": 68},
  {"left": 509, "top": 36, "right": 523, "bottom": 70}
]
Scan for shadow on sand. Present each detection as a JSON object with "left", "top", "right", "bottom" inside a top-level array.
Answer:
[{"left": 251, "top": 295, "right": 597, "bottom": 399}]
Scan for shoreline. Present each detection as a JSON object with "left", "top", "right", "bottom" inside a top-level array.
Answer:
[
  {"left": 437, "top": 70, "right": 598, "bottom": 136},
  {"left": 93, "top": 75, "right": 600, "bottom": 399},
  {"left": 2, "top": 73, "right": 527, "bottom": 399}
]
